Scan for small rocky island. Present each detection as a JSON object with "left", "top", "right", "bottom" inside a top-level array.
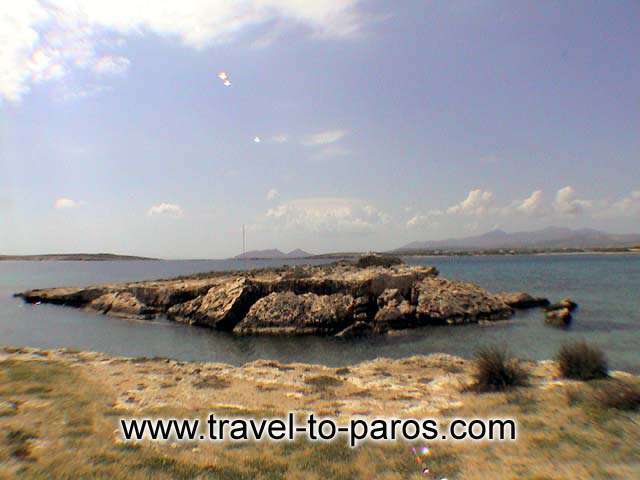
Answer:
[{"left": 16, "top": 256, "right": 550, "bottom": 337}]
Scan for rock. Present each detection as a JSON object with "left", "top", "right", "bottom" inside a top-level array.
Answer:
[
  {"left": 545, "top": 308, "right": 572, "bottom": 327},
  {"left": 335, "top": 321, "right": 376, "bottom": 338},
  {"left": 18, "top": 286, "right": 108, "bottom": 307},
  {"left": 89, "top": 292, "right": 156, "bottom": 319},
  {"left": 15, "top": 262, "right": 519, "bottom": 336},
  {"left": 377, "top": 288, "right": 403, "bottom": 308},
  {"left": 128, "top": 283, "right": 212, "bottom": 310},
  {"left": 167, "top": 278, "right": 261, "bottom": 330},
  {"left": 413, "top": 278, "right": 513, "bottom": 325},
  {"left": 233, "top": 291, "right": 354, "bottom": 335},
  {"left": 497, "top": 292, "right": 550, "bottom": 309},
  {"left": 374, "top": 301, "right": 416, "bottom": 330},
  {"left": 546, "top": 298, "right": 578, "bottom": 312},
  {"left": 353, "top": 295, "right": 376, "bottom": 321}
]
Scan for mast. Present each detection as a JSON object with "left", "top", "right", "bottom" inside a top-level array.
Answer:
[{"left": 242, "top": 224, "right": 246, "bottom": 255}]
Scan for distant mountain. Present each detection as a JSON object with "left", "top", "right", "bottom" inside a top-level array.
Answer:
[
  {"left": 395, "top": 227, "right": 640, "bottom": 252},
  {"left": 0, "top": 253, "right": 158, "bottom": 261},
  {"left": 233, "top": 248, "right": 312, "bottom": 259}
]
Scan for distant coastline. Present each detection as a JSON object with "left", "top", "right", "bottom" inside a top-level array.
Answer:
[
  {"left": 390, "top": 247, "right": 640, "bottom": 257},
  {"left": 0, "top": 253, "right": 159, "bottom": 262}
]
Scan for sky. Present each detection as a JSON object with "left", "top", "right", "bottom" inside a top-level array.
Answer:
[{"left": 1, "top": 1, "right": 639, "bottom": 258}]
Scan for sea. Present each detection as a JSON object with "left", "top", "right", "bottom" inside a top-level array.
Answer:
[{"left": 1, "top": 254, "right": 638, "bottom": 372}]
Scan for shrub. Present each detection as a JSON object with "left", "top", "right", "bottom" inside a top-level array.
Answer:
[
  {"left": 355, "top": 254, "right": 403, "bottom": 268},
  {"left": 192, "top": 374, "right": 231, "bottom": 390},
  {"left": 471, "top": 346, "right": 529, "bottom": 392},
  {"left": 304, "top": 375, "right": 343, "bottom": 391},
  {"left": 556, "top": 341, "right": 608, "bottom": 381},
  {"left": 591, "top": 379, "right": 640, "bottom": 411}
]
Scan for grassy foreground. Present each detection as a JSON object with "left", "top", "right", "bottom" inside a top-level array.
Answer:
[{"left": 0, "top": 346, "right": 638, "bottom": 479}]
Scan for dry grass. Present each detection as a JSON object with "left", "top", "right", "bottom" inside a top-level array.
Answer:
[
  {"left": 556, "top": 341, "right": 608, "bottom": 381},
  {"left": 591, "top": 379, "right": 640, "bottom": 411},
  {"left": 192, "top": 374, "right": 231, "bottom": 390},
  {"left": 304, "top": 375, "right": 343, "bottom": 391},
  {"left": 1, "top": 353, "right": 639, "bottom": 479},
  {"left": 567, "top": 378, "right": 640, "bottom": 413}
]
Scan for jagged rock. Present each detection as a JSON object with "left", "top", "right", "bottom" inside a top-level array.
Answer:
[
  {"left": 546, "top": 298, "right": 578, "bottom": 312},
  {"left": 234, "top": 291, "right": 354, "bottom": 335},
  {"left": 413, "top": 278, "right": 513, "bottom": 325},
  {"left": 335, "top": 321, "right": 376, "bottom": 338},
  {"left": 545, "top": 307, "right": 572, "bottom": 327},
  {"left": 353, "top": 295, "right": 376, "bottom": 322},
  {"left": 497, "top": 292, "right": 550, "bottom": 309},
  {"left": 167, "top": 278, "right": 261, "bottom": 330},
  {"left": 89, "top": 292, "right": 155, "bottom": 319},
  {"left": 17, "top": 286, "right": 108, "bottom": 307},
  {"left": 374, "top": 301, "right": 416, "bottom": 330},
  {"left": 127, "top": 283, "right": 212, "bottom": 310},
  {"left": 16, "top": 262, "right": 525, "bottom": 336},
  {"left": 377, "top": 288, "right": 403, "bottom": 308}
]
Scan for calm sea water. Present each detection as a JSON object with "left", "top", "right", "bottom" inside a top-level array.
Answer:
[{"left": 1, "top": 255, "right": 638, "bottom": 372}]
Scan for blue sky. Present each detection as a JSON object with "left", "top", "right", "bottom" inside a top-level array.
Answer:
[{"left": 1, "top": 1, "right": 639, "bottom": 258}]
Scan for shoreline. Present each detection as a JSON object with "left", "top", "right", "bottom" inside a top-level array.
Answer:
[
  {"left": 2, "top": 345, "right": 636, "bottom": 378},
  {"left": 2, "top": 345, "right": 638, "bottom": 479},
  {"left": 3, "top": 344, "right": 637, "bottom": 419},
  {"left": 1, "top": 250, "right": 639, "bottom": 262}
]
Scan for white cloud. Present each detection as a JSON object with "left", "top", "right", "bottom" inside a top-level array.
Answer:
[
  {"left": 1, "top": 1, "right": 364, "bottom": 102},
  {"left": 53, "top": 197, "right": 79, "bottom": 209},
  {"left": 554, "top": 186, "right": 592, "bottom": 216},
  {"left": 266, "top": 188, "right": 279, "bottom": 200},
  {"left": 612, "top": 189, "right": 640, "bottom": 215},
  {"left": 406, "top": 210, "right": 443, "bottom": 228},
  {"left": 147, "top": 203, "right": 183, "bottom": 217},
  {"left": 447, "top": 189, "right": 494, "bottom": 216},
  {"left": 93, "top": 55, "right": 130, "bottom": 75},
  {"left": 302, "top": 129, "right": 348, "bottom": 146},
  {"left": 264, "top": 197, "right": 388, "bottom": 234},
  {"left": 516, "top": 190, "right": 543, "bottom": 214}
]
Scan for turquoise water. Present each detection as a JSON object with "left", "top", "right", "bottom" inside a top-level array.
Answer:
[{"left": 0, "top": 255, "right": 638, "bottom": 372}]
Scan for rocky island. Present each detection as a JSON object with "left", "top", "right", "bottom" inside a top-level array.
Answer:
[{"left": 15, "top": 256, "right": 550, "bottom": 337}]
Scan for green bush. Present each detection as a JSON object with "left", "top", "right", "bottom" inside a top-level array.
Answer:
[{"left": 355, "top": 254, "right": 403, "bottom": 268}]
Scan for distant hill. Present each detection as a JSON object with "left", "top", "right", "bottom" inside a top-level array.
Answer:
[
  {"left": 0, "top": 253, "right": 158, "bottom": 261},
  {"left": 233, "top": 248, "right": 312, "bottom": 259},
  {"left": 395, "top": 227, "right": 640, "bottom": 253}
]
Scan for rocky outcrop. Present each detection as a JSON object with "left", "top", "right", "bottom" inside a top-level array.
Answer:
[
  {"left": 16, "top": 261, "right": 554, "bottom": 336},
  {"left": 544, "top": 297, "right": 577, "bottom": 328},
  {"left": 233, "top": 292, "right": 354, "bottom": 335},
  {"left": 545, "top": 308, "right": 572, "bottom": 327},
  {"left": 19, "top": 286, "right": 109, "bottom": 307},
  {"left": 89, "top": 292, "right": 155, "bottom": 319},
  {"left": 413, "top": 278, "right": 513, "bottom": 325},
  {"left": 546, "top": 298, "right": 578, "bottom": 312},
  {"left": 335, "top": 320, "right": 377, "bottom": 338},
  {"left": 497, "top": 292, "right": 550, "bottom": 309},
  {"left": 167, "top": 278, "right": 261, "bottom": 330}
]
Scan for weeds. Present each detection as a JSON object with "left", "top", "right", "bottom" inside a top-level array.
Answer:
[
  {"left": 470, "top": 346, "right": 529, "bottom": 392},
  {"left": 556, "top": 341, "right": 608, "bottom": 381}
]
